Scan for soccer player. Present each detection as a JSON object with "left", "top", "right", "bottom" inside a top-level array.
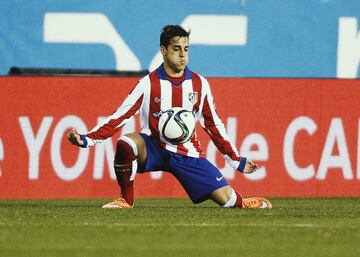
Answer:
[{"left": 67, "top": 25, "right": 272, "bottom": 209}]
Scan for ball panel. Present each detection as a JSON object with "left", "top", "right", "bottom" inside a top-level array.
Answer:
[
  {"left": 163, "top": 118, "right": 184, "bottom": 139},
  {"left": 158, "top": 107, "right": 196, "bottom": 145}
]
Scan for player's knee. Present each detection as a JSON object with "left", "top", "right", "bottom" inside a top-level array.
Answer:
[
  {"left": 115, "top": 136, "right": 138, "bottom": 165},
  {"left": 117, "top": 133, "right": 146, "bottom": 164},
  {"left": 210, "top": 186, "right": 233, "bottom": 206}
]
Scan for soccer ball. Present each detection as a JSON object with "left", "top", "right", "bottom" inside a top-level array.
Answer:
[{"left": 158, "top": 107, "right": 196, "bottom": 145}]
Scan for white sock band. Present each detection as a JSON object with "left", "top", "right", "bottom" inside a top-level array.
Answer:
[
  {"left": 120, "top": 135, "right": 138, "bottom": 156},
  {"left": 222, "top": 189, "right": 237, "bottom": 208},
  {"left": 118, "top": 136, "right": 138, "bottom": 181}
]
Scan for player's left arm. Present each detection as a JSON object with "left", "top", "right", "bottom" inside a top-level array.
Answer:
[{"left": 197, "top": 77, "right": 257, "bottom": 174}]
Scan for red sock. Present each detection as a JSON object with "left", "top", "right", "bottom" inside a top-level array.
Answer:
[
  {"left": 114, "top": 139, "right": 137, "bottom": 206},
  {"left": 234, "top": 191, "right": 244, "bottom": 208},
  {"left": 116, "top": 169, "right": 134, "bottom": 206}
]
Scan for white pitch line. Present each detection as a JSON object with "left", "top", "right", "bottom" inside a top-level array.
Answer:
[
  {"left": 74, "top": 223, "right": 331, "bottom": 228},
  {"left": 0, "top": 222, "right": 353, "bottom": 229}
]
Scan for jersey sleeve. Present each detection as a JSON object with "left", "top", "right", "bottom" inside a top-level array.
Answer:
[
  {"left": 197, "top": 76, "right": 247, "bottom": 171},
  {"left": 82, "top": 81, "right": 144, "bottom": 147}
]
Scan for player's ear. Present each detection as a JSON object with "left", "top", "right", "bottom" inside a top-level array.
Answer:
[{"left": 160, "top": 45, "right": 167, "bottom": 56}]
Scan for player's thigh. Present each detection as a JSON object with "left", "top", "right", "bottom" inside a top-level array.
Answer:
[
  {"left": 169, "top": 154, "right": 229, "bottom": 203},
  {"left": 136, "top": 133, "right": 169, "bottom": 172}
]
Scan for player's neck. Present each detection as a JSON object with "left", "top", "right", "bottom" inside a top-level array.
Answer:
[
  {"left": 163, "top": 63, "right": 184, "bottom": 78},
  {"left": 167, "top": 71, "right": 185, "bottom": 86}
]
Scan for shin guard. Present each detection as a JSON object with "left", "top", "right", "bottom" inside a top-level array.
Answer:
[{"left": 114, "top": 136, "right": 138, "bottom": 206}]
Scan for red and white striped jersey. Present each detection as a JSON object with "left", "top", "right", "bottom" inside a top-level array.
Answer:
[{"left": 84, "top": 64, "right": 243, "bottom": 170}]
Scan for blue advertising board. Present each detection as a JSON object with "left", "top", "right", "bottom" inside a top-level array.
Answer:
[{"left": 1, "top": 0, "right": 360, "bottom": 77}]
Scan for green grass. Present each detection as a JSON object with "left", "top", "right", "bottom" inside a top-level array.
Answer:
[{"left": 0, "top": 198, "right": 360, "bottom": 257}]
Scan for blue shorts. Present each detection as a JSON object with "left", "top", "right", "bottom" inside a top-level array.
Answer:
[{"left": 138, "top": 133, "right": 228, "bottom": 203}]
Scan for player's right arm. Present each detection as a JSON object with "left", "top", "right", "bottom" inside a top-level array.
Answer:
[{"left": 67, "top": 81, "right": 145, "bottom": 148}]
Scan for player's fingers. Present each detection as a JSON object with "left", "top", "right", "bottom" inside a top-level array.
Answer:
[
  {"left": 67, "top": 131, "right": 73, "bottom": 142},
  {"left": 67, "top": 130, "right": 81, "bottom": 146},
  {"left": 249, "top": 160, "right": 258, "bottom": 169},
  {"left": 245, "top": 160, "right": 258, "bottom": 173},
  {"left": 67, "top": 129, "right": 76, "bottom": 139},
  {"left": 67, "top": 130, "right": 74, "bottom": 140},
  {"left": 244, "top": 162, "right": 253, "bottom": 174},
  {"left": 69, "top": 134, "right": 78, "bottom": 145},
  {"left": 252, "top": 163, "right": 259, "bottom": 170}
]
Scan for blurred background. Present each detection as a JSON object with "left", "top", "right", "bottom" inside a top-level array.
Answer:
[{"left": 1, "top": 0, "right": 360, "bottom": 78}]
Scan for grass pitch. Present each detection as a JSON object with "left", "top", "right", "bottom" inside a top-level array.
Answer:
[{"left": 0, "top": 198, "right": 359, "bottom": 257}]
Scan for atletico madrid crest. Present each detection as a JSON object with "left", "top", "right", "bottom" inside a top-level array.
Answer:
[{"left": 188, "top": 92, "right": 198, "bottom": 105}]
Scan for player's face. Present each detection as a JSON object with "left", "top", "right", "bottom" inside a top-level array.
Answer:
[{"left": 161, "top": 36, "right": 189, "bottom": 76}]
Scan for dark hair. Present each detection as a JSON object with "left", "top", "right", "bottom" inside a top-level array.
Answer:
[{"left": 160, "top": 25, "right": 190, "bottom": 47}]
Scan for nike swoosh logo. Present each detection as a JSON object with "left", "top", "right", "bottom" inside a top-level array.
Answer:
[
  {"left": 260, "top": 201, "right": 268, "bottom": 208},
  {"left": 216, "top": 176, "right": 224, "bottom": 181}
]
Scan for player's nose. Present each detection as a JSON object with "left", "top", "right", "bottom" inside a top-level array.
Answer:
[{"left": 179, "top": 49, "right": 185, "bottom": 57}]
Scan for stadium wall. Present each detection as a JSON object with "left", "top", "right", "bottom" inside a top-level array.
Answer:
[{"left": 1, "top": 77, "right": 359, "bottom": 198}]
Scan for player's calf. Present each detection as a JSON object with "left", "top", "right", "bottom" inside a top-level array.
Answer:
[
  {"left": 113, "top": 135, "right": 139, "bottom": 206},
  {"left": 220, "top": 189, "right": 244, "bottom": 208}
]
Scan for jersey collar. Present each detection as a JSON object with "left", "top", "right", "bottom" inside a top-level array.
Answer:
[{"left": 157, "top": 63, "right": 192, "bottom": 81}]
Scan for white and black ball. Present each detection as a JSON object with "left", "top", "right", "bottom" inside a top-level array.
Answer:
[{"left": 158, "top": 107, "right": 196, "bottom": 145}]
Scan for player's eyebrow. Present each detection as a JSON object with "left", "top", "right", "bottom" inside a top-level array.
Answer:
[{"left": 172, "top": 45, "right": 189, "bottom": 49}]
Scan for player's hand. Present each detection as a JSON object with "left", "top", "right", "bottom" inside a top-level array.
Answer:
[
  {"left": 243, "top": 160, "right": 259, "bottom": 174},
  {"left": 67, "top": 129, "right": 85, "bottom": 147}
]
